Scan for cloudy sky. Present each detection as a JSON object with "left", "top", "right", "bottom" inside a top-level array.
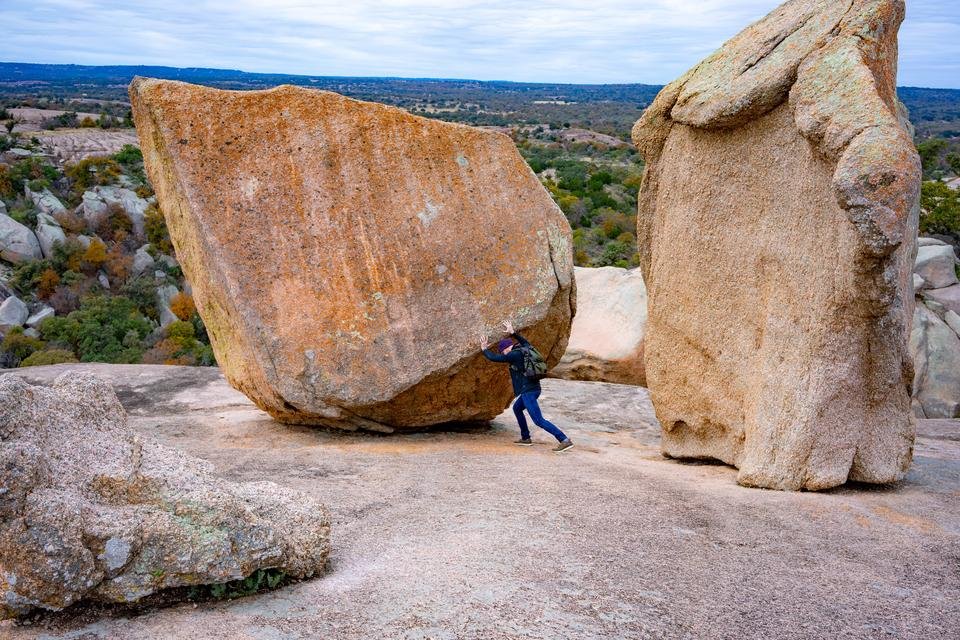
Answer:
[{"left": 2, "top": 0, "right": 958, "bottom": 87}]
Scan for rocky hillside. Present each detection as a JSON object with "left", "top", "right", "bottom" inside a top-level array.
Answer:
[{"left": 0, "top": 134, "right": 213, "bottom": 368}]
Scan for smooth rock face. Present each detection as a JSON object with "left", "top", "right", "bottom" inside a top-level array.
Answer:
[
  {"left": 132, "top": 244, "right": 155, "bottom": 276},
  {"left": 26, "top": 187, "right": 67, "bottom": 217},
  {"left": 632, "top": 0, "right": 920, "bottom": 490},
  {"left": 915, "top": 244, "right": 959, "bottom": 290},
  {"left": 0, "top": 372, "right": 331, "bottom": 619},
  {"left": 130, "top": 78, "right": 575, "bottom": 430},
  {"left": 551, "top": 266, "right": 647, "bottom": 386},
  {"left": 910, "top": 304, "right": 960, "bottom": 418},
  {"left": 921, "top": 285, "right": 960, "bottom": 323},
  {"left": 25, "top": 305, "right": 54, "bottom": 328},
  {"left": 0, "top": 214, "right": 42, "bottom": 264},
  {"left": 0, "top": 295, "right": 28, "bottom": 331},
  {"left": 155, "top": 283, "right": 179, "bottom": 328},
  {"left": 35, "top": 212, "right": 66, "bottom": 259}
]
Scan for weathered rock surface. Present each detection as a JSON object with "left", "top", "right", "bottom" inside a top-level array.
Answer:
[
  {"left": 79, "top": 186, "right": 150, "bottom": 237},
  {"left": 25, "top": 305, "right": 54, "bottom": 328},
  {"left": 132, "top": 244, "right": 156, "bottom": 276},
  {"left": 155, "top": 283, "right": 179, "bottom": 328},
  {"left": 0, "top": 214, "right": 42, "bottom": 264},
  {"left": 632, "top": 0, "right": 920, "bottom": 490},
  {"left": 0, "top": 372, "right": 331, "bottom": 619},
  {"left": 0, "top": 295, "right": 28, "bottom": 332},
  {"left": 915, "top": 244, "right": 959, "bottom": 290},
  {"left": 26, "top": 186, "right": 67, "bottom": 217},
  {"left": 130, "top": 78, "right": 575, "bottom": 431},
  {"left": 551, "top": 266, "right": 647, "bottom": 386},
  {"left": 4, "top": 364, "right": 959, "bottom": 639},
  {"left": 35, "top": 212, "right": 66, "bottom": 259},
  {"left": 910, "top": 304, "right": 960, "bottom": 418},
  {"left": 917, "top": 236, "right": 947, "bottom": 248},
  {"left": 920, "top": 284, "right": 960, "bottom": 318}
]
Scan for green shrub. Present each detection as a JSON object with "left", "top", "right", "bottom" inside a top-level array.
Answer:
[
  {"left": 112, "top": 144, "right": 142, "bottom": 167},
  {"left": 7, "top": 200, "right": 37, "bottom": 226},
  {"left": 145, "top": 203, "right": 173, "bottom": 254},
  {"left": 120, "top": 276, "right": 160, "bottom": 320},
  {"left": 27, "top": 178, "right": 50, "bottom": 192},
  {"left": 19, "top": 348, "right": 79, "bottom": 367},
  {"left": 65, "top": 156, "right": 121, "bottom": 192},
  {"left": 10, "top": 259, "right": 54, "bottom": 296},
  {"left": 38, "top": 295, "right": 151, "bottom": 363},
  {"left": 142, "top": 319, "right": 215, "bottom": 366},
  {"left": 1, "top": 328, "right": 45, "bottom": 367},
  {"left": 188, "top": 569, "right": 288, "bottom": 602},
  {"left": 920, "top": 181, "right": 960, "bottom": 236},
  {"left": 10, "top": 157, "right": 58, "bottom": 183}
]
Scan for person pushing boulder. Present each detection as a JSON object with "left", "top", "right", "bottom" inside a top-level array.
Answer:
[{"left": 479, "top": 321, "right": 574, "bottom": 452}]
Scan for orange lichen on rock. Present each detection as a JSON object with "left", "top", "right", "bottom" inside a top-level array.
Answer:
[
  {"left": 130, "top": 78, "right": 574, "bottom": 431},
  {"left": 632, "top": 0, "right": 920, "bottom": 490}
]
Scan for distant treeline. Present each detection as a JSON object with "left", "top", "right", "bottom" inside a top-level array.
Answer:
[{"left": 1, "top": 62, "right": 958, "bottom": 138}]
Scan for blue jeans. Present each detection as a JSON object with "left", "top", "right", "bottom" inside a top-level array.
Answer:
[{"left": 513, "top": 390, "right": 567, "bottom": 442}]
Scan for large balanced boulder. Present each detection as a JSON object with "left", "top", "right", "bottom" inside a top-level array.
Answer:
[
  {"left": 551, "top": 266, "right": 647, "bottom": 386},
  {"left": 130, "top": 78, "right": 574, "bottom": 431},
  {"left": 632, "top": 0, "right": 920, "bottom": 490},
  {"left": 0, "top": 372, "right": 331, "bottom": 619}
]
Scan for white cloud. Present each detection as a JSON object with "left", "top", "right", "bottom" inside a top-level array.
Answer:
[{"left": 0, "top": 0, "right": 956, "bottom": 87}]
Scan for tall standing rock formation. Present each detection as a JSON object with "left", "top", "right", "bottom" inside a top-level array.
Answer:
[
  {"left": 632, "top": 0, "right": 920, "bottom": 490},
  {"left": 130, "top": 79, "right": 574, "bottom": 431}
]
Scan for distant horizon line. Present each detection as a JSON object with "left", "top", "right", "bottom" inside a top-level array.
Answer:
[{"left": 1, "top": 60, "right": 958, "bottom": 92}]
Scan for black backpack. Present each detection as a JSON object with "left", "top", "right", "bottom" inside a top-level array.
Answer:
[{"left": 518, "top": 344, "right": 548, "bottom": 380}]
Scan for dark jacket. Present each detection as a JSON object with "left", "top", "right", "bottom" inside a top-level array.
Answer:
[{"left": 482, "top": 332, "right": 541, "bottom": 397}]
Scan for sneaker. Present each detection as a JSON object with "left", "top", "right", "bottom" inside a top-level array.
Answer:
[
  {"left": 514, "top": 438, "right": 533, "bottom": 446},
  {"left": 553, "top": 439, "right": 574, "bottom": 453}
]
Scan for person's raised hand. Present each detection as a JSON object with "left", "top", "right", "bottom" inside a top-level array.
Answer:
[
  {"left": 502, "top": 320, "right": 515, "bottom": 335},
  {"left": 479, "top": 333, "right": 490, "bottom": 350}
]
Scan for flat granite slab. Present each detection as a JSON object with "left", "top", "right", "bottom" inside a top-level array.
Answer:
[{"left": 3, "top": 364, "right": 959, "bottom": 639}]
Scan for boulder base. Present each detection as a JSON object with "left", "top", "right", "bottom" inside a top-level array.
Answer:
[
  {"left": 632, "top": 0, "right": 920, "bottom": 490},
  {"left": 130, "top": 78, "right": 574, "bottom": 431}
]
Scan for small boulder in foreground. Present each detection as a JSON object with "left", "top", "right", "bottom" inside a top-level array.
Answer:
[{"left": 0, "top": 373, "right": 331, "bottom": 619}]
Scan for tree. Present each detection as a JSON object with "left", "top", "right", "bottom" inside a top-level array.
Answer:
[
  {"left": 82, "top": 238, "right": 109, "bottom": 270},
  {"left": 920, "top": 180, "right": 960, "bottom": 236},
  {"left": 917, "top": 138, "right": 948, "bottom": 177},
  {"left": 169, "top": 292, "right": 196, "bottom": 321},
  {"left": 947, "top": 153, "right": 960, "bottom": 177}
]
